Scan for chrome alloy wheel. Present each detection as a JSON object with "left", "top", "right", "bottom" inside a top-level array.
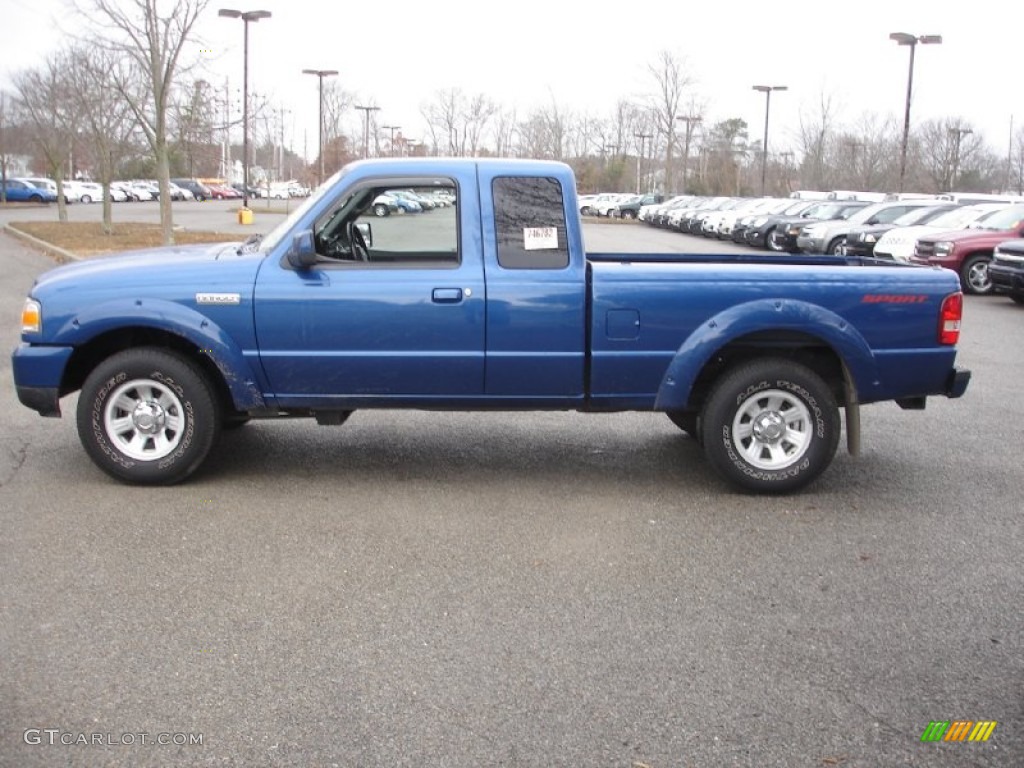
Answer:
[
  {"left": 103, "top": 378, "right": 185, "bottom": 461},
  {"left": 730, "top": 388, "right": 813, "bottom": 470}
]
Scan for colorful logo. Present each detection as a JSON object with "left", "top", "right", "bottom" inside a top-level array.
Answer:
[{"left": 921, "top": 720, "right": 997, "bottom": 742}]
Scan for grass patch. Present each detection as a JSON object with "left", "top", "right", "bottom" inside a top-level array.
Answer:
[{"left": 8, "top": 221, "right": 242, "bottom": 258}]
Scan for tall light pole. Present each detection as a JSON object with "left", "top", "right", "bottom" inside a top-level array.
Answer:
[
  {"left": 219, "top": 8, "right": 271, "bottom": 209},
  {"left": 752, "top": 85, "right": 787, "bottom": 197},
  {"left": 354, "top": 105, "right": 381, "bottom": 159},
  {"left": 633, "top": 132, "right": 652, "bottom": 194},
  {"left": 675, "top": 115, "right": 701, "bottom": 193},
  {"left": 301, "top": 69, "right": 338, "bottom": 186},
  {"left": 381, "top": 124, "right": 401, "bottom": 156},
  {"left": 948, "top": 125, "right": 973, "bottom": 190},
  {"left": 890, "top": 32, "right": 942, "bottom": 193}
]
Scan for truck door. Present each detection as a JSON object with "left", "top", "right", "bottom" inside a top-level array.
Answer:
[
  {"left": 253, "top": 173, "right": 485, "bottom": 405},
  {"left": 477, "top": 169, "right": 587, "bottom": 403}
]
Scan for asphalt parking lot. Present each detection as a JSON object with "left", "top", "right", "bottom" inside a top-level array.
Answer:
[{"left": 1, "top": 206, "right": 1021, "bottom": 767}]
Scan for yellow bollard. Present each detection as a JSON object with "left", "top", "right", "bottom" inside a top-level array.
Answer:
[{"left": 238, "top": 207, "right": 254, "bottom": 225}]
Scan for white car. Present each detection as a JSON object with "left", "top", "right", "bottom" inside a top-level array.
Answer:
[{"left": 873, "top": 203, "right": 1011, "bottom": 262}]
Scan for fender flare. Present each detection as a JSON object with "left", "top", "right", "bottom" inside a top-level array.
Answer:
[
  {"left": 654, "top": 298, "right": 878, "bottom": 411},
  {"left": 54, "top": 298, "right": 266, "bottom": 411}
]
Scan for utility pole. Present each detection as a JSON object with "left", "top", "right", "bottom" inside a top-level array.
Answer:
[
  {"left": 382, "top": 124, "right": 400, "bottom": 156},
  {"left": 633, "top": 132, "right": 652, "bottom": 194},
  {"left": 948, "top": 125, "right": 973, "bottom": 190},
  {"left": 354, "top": 105, "right": 381, "bottom": 159}
]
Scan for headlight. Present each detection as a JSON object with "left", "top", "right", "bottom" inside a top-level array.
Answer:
[
  {"left": 22, "top": 298, "right": 41, "bottom": 334},
  {"left": 864, "top": 233, "right": 877, "bottom": 243},
  {"left": 934, "top": 241, "right": 954, "bottom": 256},
  {"left": 802, "top": 225, "right": 822, "bottom": 237}
]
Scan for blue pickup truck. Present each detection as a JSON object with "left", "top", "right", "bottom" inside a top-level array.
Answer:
[{"left": 12, "top": 158, "right": 971, "bottom": 492}]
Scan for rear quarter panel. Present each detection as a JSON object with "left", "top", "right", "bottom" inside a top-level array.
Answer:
[{"left": 587, "top": 258, "right": 962, "bottom": 409}]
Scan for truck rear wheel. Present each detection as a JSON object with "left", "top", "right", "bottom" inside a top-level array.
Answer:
[
  {"left": 701, "top": 359, "right": 840, "bottom": 493},
  {"left": 76, "top": 348, "right": 221, "bottom": 485}
]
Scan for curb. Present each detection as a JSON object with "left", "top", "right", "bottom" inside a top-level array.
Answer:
[{"left": 3, "top": 223, "right": 82, "bottom": 263}]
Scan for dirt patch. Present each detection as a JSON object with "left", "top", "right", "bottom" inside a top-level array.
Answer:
[{"left": 8, "top": 221, "right": 241, "bottom": 258}]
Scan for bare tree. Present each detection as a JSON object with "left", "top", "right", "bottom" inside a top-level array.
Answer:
[
  {"left": 11, "top": 51, "right": 79, "bottom": 221},
  {"left": 1010, "top": 124, "right": 1024, "bottom": 195},
  {"left": 0, "top": 90, "right": 10, "bottom": 203},
  {"left": 78, "top": 0, "right": 210, "bottom": 244},
  {"left": 491, "top": 106, "right": 519, "bottom": 157},
  {"left": 421, "top": 88, "right": 463, "bottom": 155},
  {"left": 646, "top": 50, "right": 695, "bottom": 193},
  {"left": 916, "top": 118, "right": 987, "bottom": 192},
  {"left": 796, "top": 91, "right": 838, "bottom": 191},
  {"left": 68, "top": 45, "right": 143, "bottom": 232},
  {"left": 320, "top": 80, "right": 355, "bottom": 174}
]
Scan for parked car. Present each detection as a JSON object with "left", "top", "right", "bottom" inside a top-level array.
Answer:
[
  {"left": 17, "top": 177, "right": 76, "bottom": 203},
  {"left": 385, "top": 190, "right": 423, "bottom": 213},
  {"left": 872, "top": 204, "right": 1011, "bottom": 262},
  {"left": 769, "top": 201, "right": 871, "bottom": 253},
  {"left": 841, "top": 204, "right": 959, "bottom": 258},
  {"left": 988, "top": 239, "right": 1024, "bottom": 304},
  {"left": 371, "top": 193, "right": 399, "bottom": 216},
  {"left": 796, "top": 200, "right": 940, "bottom": 255},
  {"left": 69, "top": 181, "right": 102, "bottom": 204},
  {"left": 735, "top": 199, "right": 817, "bottom": 247},
  {"left": 912, "top": 204, "right": 1024, "bottom": 294},
  {"left": 171, "top": 178, "right": 212, "bottom": 201},
  {"left": 2, "top": 179, "right": 57, "bottom": 203}
]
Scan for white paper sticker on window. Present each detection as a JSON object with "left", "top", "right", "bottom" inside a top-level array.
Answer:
[{"left": 523, "top": 226, "right": 558, "bottom": 250}]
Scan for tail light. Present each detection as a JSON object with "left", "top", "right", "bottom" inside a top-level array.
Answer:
[{"left": 939, "top": 292, "right": 963, "bottom": 345}]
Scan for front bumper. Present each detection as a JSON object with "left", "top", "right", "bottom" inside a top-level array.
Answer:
[
  {"left": 11, "top": 343, "right": 75, "bottom": 417},
  {"left": 989, "top": 261, "right": 1024, "bottom": 295},
  {"left": 796, "top": 235, "right": 827, "bottom": 254}
]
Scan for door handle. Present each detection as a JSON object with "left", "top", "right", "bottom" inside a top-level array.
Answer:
[{"left": 432, "top": 288, "right": 463, "bottom": 303}]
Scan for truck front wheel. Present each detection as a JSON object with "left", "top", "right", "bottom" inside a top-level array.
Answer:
[
  {"left": 701, "top": 359, "right": 840, "bottom": 493},
  {"left": 76, "top": 348, "right": 221, "bottom": 485}
]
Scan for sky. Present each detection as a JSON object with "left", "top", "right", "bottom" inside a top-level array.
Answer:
[{"left": 0, "top": 0, "right": 1017, "bottom": 165}]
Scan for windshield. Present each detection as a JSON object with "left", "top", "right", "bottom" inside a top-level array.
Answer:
[
  {"left": 259, "top": 168, "right": 350, "bottom": 252},
  {"left": 975, "top": 204, "right": 1024, "bottom": 231},
  {"left": 891, "top": 206, "right": 952, "bottom": 226}
]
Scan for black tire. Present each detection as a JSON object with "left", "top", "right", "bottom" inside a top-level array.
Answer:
[
  {"left": 960, "top": 254, "right": 993, "bottom": 295},
  {"left": 80, "top": 194, "right": 93, "bottom": 204},
  {"left": 76, "top": 347, "right": 221, "bottom": 485},
  {"left": 828, "top": 238, "right": 845, "bottom": 256},
  {"left": 666, "top": 411, "right": 701, "bottom": 442},
  {"left": 29, "top": 194, "right": 43, "bottom": 203},
  {"left": 701, "top": 358, "right": 840, "bottom": 493},
  {"left": 765, "top": 228, "right": 785, "bottom": 252},
  {"left": 373, "top": 203, "right": 390, "bottom": 217},
  {"left": 623, "top": 210, "right": 637, "bottom": 220}
]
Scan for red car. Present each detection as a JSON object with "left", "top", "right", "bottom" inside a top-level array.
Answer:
[
  {"left": 911, "top": 204, "right": 1024, "bottom": 294},
  {"left": 208, "top": 184, "right": 241, "bottom": 200}
]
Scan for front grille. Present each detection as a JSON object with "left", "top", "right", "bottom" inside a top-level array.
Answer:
[{"left": 915, "top": 240, "right": 936, "bottom": 259}]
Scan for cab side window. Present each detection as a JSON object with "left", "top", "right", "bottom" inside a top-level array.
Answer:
[
  {"left": 492, "top": 176, "right": 569, "bottom": 270},
  {"left": 314, "top": 179, "right": 459, "bottom": 268}
]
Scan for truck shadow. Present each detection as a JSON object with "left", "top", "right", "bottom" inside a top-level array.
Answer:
[{"left": 201, "top": 411, "right": 715, "bottom": 490}]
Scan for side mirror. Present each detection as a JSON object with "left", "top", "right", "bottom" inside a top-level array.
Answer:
[
  {"left": 286, "top": 229, "right": 318, "bottom": 269},
  {"left": 356, "top": 221, "right": 373, "bottom": 248}
]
